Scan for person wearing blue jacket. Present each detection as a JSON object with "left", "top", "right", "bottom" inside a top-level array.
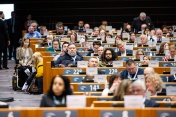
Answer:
[
  {"left": 120, "top": 59, "right": 144, "bottom": 80},
  {"left": 55, "top": 43, "right": 83, "bottom": 67}
]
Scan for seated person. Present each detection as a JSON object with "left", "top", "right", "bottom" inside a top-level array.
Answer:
[
  {"left": 138, "top": 24, "right": 147, "bottom": 34},
  {"left": 39, "top": 26, "right": 47, "bottom": 35},
  {"left": 102, "top": 73, "right": 122, "bottom": 96},
  {"left": 104, "top": 34, "right": 113, "bottom": 43},
  {"left": 40, "top": 75, "right": 73, "bottom": 107},
  {"left": 91, "top": 27, "right": 100, "bottom": 37},
  {"left": 129, "top": 32, "right": 136, "bottom": 43},
  {"left": 153, "top": 29, "right": 165, "bottom": 43},
  {"left": 84, "top": 23, "right": 90, "bottom": 30},
  {"left": 70, "top": 32, "right": 78, "bottom": 44},
  {"left": 99, "top": 48, "right": 117, "bottom": 67},
  {"left": 116, "top": 40, "right": 133, "bottom": 56},
  {"left": 122, "top": 24, "right": 132, "bottom": 33},
  {"left": 24, "top": 26, "right": 41, "bottom": 38},
  {"left": 27, "top": 52, "right": 43, "bottom": 94},
  {"left": 145, "top": 73, "right": 166, "bottom": 96},
  {"left": 56, "top": 25, "right": 67, "bottom": 35},
  {"left": 38, "top": 38, "right": 49, "bottom": 47},
  {"left": 73, "top": 20, "right": 85, "bottom": 32},
  {"left": 112, "top": 79, "right": 132, "bottom": 101},
  {"left": 120, "top": 59, "right": 144, "bottom": 80},
  {"left": 86, "top": 41, "right": 101, "bottom": 56},
  {"left": 115, "top": 35, "right": 123, "bottom": 45},
  {"left": 158, "top": 42, "right": 169, "bottom": 55},
  {"left": 83, "top": 42, "right": 91, "bottom": 51},
  {"left": 16, "top": 37, "right": 33, "bottom": 66},
  {"left": 53, "top": 42, "right": 69, "bottom": 61},
  {"left": 97, "top": 46, "right": 104, "bottom": 61},
  {"left": 55, "top": 43, "right": 83, "bottom": 67},
  {"left": 166, "top": 26, "right": 174, "bottom": 37},
  {"left": 144, "top": 67, "right": 155, "bottom": 77},
  {"left": 144, "top": 26, "right": 151, "bottom": 36},
  {"left": 79, "top": 35, "right": 86, "bottom": 47},
  {"left": 132, "top": 79, "right": 160, "bottom": 107},
  {"left": 88, "top": 57, "right": 105, "bottom": 74},
  {"left": 46, "top": 40, "right": 61, "bottom": 52},
  {"left": 162, "top": 45, "right": 176, "bottom": 61},
  {"left": 142, "top": 56, "right": 150, "bottom": 65},
  {"left": 134, "top": 49, "right": 145, "bottom": 60},
  {"left": 138, "top": 34, "right": 148, "bottom": 46}
]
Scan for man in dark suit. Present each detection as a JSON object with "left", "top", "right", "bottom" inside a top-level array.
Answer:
[
  {"left": 73, "top": 20, "right": 85, "bottom": 32},
  {"left": 7, "top": 11, "right": 21, "bottom": 60},
  {"left": 116, "top": 40, "right": 133, "bottom": 56},
  {"left": 131, "top": 12, "right": 154, "bottom": 34},
  {"left": 0, "top": 11, "right": 10, "bottom": 69},
  {"left": 132, "top": 79, "right": 160, "bottom": 107}
]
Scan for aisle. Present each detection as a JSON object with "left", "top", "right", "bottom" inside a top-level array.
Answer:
[{"left": 0, "top": 60, "right": 42, "bottom": 107}]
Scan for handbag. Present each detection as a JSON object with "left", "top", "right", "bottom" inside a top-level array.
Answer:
[{"left": 27, "top": 78, "right": 39, "bottom": 94}]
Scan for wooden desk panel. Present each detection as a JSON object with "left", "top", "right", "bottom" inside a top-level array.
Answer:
[
  {"left": 0, "top": 107, "right": 176, "bottom": 117},
  {"left": 93, "top": 101, "right": 176, "bottom": 107},
  {"left": 35, "top": 47, "right": 48, "bottom": 52}
]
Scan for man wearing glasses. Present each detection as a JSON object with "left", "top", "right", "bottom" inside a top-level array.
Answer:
[
  {"left": 120, "top": 59, "right": 144, "bottom": 80},
  {"left": 132, "top": 80, "right": 159, "bottom": 107}
]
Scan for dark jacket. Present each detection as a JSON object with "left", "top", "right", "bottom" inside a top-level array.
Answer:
[
  {"left": 116, "top": 49, "right": 133, "bottom": 56},
  {"left": 7, "top": 17, "right": 21, "bottom": 38},
  {"left": 86, "top": 50, "right": 94, "bottom": 56},
  {"left": 73, "top": 26, "right": 85, "bottom": 32},
  {"left": 131, "top": 16, "right": 154, "bottom": 33},
  {"left": 168, "top": 75, "right": 176, "bottom": 82},
  {"left": 40, "top": 94, "right": 66, "bottom": 107},
  {"left": 144, "top": 99, "right": 160, "bottom": 107},
  {"left": 120, "top": 68, "right": 144, "bottom": 80},
  {"left": 0, "top": 19, "right": 9, "bottom": 48},
  {"left": 55, "top": 51, "right": 83, "bottom": 67}
]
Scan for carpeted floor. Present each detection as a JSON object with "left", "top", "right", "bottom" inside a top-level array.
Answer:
[{"left": 0, "top": 60, "right": 42, "bottom": 107}]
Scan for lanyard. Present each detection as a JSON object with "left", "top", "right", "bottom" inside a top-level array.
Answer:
[
  {"left": 174, "top": 74, "right": 176, "bottom": 80},
  {"left": 53, "top": 96, "right": 65, "bottom": 105},
  {"left": 72, "top": 55, "right": 77, "bottom": 64},
  {"left": 128, "top": 67, "right": 139, "bottom": 80}
]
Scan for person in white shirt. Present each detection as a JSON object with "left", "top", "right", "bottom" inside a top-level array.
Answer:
[
  {"left": 116, "top": 40, "right": 133, "bottom": 56},
  {"left": 152, "top": 29, "right": 165, "bottom": 43}
]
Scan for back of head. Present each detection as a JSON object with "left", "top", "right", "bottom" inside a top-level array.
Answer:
[
  {"left": 126, "top": 59, "right": 135, "bottom": 66},
  {"left": 132, "top": 79, "right": 146, "bottom": 91},
  {"left": 32, "top": 52, "right": 43, "bottom": 67}
]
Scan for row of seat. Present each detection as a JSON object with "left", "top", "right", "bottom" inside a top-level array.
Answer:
[{"left": 1, "top": 107, "right": 176, "bottom": 117}]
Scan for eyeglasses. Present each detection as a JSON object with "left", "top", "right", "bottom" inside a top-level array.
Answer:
[
  {"left": 105, "top": 53, "right": 112, "bottom": 55},
  {"left": 132, "top": 89, "right": 143, "bottom": 93}
]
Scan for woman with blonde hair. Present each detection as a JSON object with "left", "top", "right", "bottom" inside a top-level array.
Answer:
[
  {"left": 145, "top": 73, "right": 166, "bottom": 96},
  {"left": 112, "top": 79, "right": 132, "bottom": 101},
  {"left": 27, "top": 52, "right": 43, "bottom": 94},
  {"left": 142, "top": 56, "right": 150, "bottom": 65},
  {"left": 134, "top": 49, "right": 145, "bottom": 60}
]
